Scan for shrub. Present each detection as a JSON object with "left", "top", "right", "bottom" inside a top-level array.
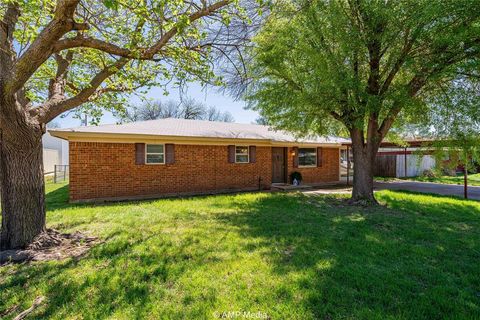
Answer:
[
  {"left": 422, "top": 169, "right": 437, "bottom": 178},
  {"left": 441, "top": 167, "right": 457, "bottom": 176}
]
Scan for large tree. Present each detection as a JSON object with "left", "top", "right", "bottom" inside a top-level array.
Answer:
[
  {"left": 245, "top": 0, "right": 480, "bottom": 203},
  {"left": 0, "top": 0, "right": 249, "bottom": 250}
]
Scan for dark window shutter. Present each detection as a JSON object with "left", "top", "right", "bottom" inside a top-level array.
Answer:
[
  {"left": 293, "top": 147, "right": 299, "bottom": 168},
  {"left": 228, "top": 145, "right": 235, "bottom": 163},
  {"left": 249, "top": 146, "right": 256, "bottom": 163},
  {"left": 165, "top": 144, "right": 175, "bottom": 164},
  {"left": 135, "top": 143, "right": 145, "bottom": 165},
  {"left": 317, "top": 147, "right": 323, "bottom": 167}
]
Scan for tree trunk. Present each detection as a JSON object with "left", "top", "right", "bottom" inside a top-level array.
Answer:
[
  {"left": 0, "top": 125, "right": 46, "bottom": 250},
  {"left": 350, "top": 129, "right": 379, "bottom": 204}
]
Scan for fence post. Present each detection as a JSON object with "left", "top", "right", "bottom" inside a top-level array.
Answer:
[
  {"left": 54, "top": 164, "right": 57, "bottom": 183},
  {"left": 346, "top": 146, "right": 350, "bottom": 186}
]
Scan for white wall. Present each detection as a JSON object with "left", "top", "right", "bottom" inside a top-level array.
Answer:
[
  {"left": 43, "top": 132, "right": 69, "bottom": 165},
  {"left": 60, "top": 139, "right": 69, "bottom": 165},
  {"left": 43, "top": 148, "right": 60, "bottom": 174},
  {"left": 396, "top": 155, "right": 436, "bottom": 177}
]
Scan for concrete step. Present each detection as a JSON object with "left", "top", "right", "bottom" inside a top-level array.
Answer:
[{"left": 271, "top": 183, "right": 313, "bottom": 191}]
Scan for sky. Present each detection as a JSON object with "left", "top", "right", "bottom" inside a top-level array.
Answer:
[{"left": 54, "top": 82, "right": 259, "bottom": 128}]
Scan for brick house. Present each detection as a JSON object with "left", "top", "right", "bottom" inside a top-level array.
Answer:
[{"left": 50, "top": 118, "right": 346, "bottom": 202}]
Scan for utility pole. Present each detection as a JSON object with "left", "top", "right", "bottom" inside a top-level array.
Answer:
[
  {"left": 464, "top": 166, "right": 468, "bottom": 199},
  {"left": 346, "top": 145, "right": 350, "bottom": 186},
  {"left": 464, "top": 151, "right": 468, "bottom": 199}
]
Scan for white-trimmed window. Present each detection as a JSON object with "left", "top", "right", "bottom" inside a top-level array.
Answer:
[
  {"left": 146, "top": 144, "right": 165, "bottom": 164},
  {"left": 298, "top": 148, "right": 317, "bottom": 167},
  {"left": 235, "top": 146, "right": 249, "bottom": 163}
]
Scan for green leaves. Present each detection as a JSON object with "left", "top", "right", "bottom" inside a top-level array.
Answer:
[
  {"left": 414, "top": 78, "right": 480, "bottom": 171},
  {"left": 7, "top": 0, "right": 249, "bottom": 125},
  {"left": 103, "top": 0, "right": 118, "bottom": 10},
  {"left": 246, "top": 0, "right": 480, "bottom": 140}
]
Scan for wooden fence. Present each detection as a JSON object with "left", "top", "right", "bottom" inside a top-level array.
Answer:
[{"left": 374, "top": 155, "right": 397, "bottom": 177}]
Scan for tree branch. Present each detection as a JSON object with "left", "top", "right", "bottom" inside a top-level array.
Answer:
[
  {"left": 377, "top": 35, "right": 480, "bottom": 140},
  {"left": 0, "top": 3, "right": 20, "bottom": 62},
  {"left": 377, "top": 74, "right": 427, "bottom": 138},
  {"left": 48, "top": 51, "right": 74, "bottom": 100},
  {"left": 379, "top": 28, "right": 416, "bottom": 96},
  {"left": 35, "top": 58, "right": 129, "bottom": 123},
  {"left": 25, "top": 0, "right": 232, "bottom": 124},
  {"left": 143, "top": 0, "right": 231, "bottom": 58},
  {"left": 7, "top": 0, "right": 84, "bottom": 95},
  {"left": 53, "top": 0, "right": 231, "bottom": 60},
  {"left": 54, "top": 36, "right": 142, "bottom": 58},
  {"left": 330, "top": 111, "right": 343, "bottom": 122},
  {"left": 32, "top": 13, "right": 149, "bottom": 124},
  {"left": 82, "top": 83, "right": 146, "bottom": 103}
]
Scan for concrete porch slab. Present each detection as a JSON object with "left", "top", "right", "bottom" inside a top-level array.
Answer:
[{"left": 271, "top": 183, "right": 313, "bottom": 191}]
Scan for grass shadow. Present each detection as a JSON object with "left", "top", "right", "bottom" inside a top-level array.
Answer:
[
  {"left": 45, "top": 184, "right": 74, "bottom": 211},
  {"left": 217, "top": 191, "right": 480, "bottom": 318},
  {"left": 1, "top": 188, "right": 479, "bottom": 319}
]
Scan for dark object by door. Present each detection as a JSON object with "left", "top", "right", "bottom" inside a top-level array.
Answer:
[{"left": 272, "top": 147, "right": 286, "bottom": 183}]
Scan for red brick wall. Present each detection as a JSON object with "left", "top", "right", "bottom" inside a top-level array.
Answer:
[
  {"left": 286, "top": 147, "right": 340, "bottom": 184},
  {"left": 69, "top": 143, "right": 340, "bottom": 201},
  {"left": 69, "top": 142, "right": 272, "bottom": 201}
]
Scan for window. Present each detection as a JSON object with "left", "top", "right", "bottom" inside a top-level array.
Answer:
[
  {"left": 146, "top": 144, "right": 165, "bottom": 164},
  {"left": 298, "top": 148, "right": 317, "bottom": 167},
  {"left": 235, "top": 146, "right": 249, "bottom": 163}
]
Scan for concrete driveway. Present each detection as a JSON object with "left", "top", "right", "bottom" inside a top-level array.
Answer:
[{"left": 374, "top": 181, "right": 480, "bottom": 200}]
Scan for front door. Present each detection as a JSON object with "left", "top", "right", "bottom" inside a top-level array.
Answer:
[{"left": 272, "top": 147, "right": 286, "bottom": 183}]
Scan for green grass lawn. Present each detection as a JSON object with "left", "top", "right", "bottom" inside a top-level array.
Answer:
[
  {"left": 404, "top": 173, "right": 480, "bottom": 186},
  {"left": 1, "top": 182, "right": 480, "bottom": 319},
  {"left": 376, "top": 173, "right": 480, "bottom": 186}
]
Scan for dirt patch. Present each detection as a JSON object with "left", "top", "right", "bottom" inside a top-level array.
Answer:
[{"left": 0, "top": 229, "right": 99, "bottom": 265}]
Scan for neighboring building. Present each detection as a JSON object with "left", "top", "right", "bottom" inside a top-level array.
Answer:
[
  {"left": 50, "top": 118, "right": 346, "bottom": 202},
  {"left": 342, "top": 139, "right": 437, "bottom": 178},
  {"left": 42, "top": 132, "right": 69, "bottom": 174},
  {"left": 375, "top": 146, "right": 436, "bottom": 178}
]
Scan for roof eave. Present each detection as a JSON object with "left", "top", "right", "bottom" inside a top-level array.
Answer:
[{"left": 49, "top": 130, "right": 343, "bottom": 147}]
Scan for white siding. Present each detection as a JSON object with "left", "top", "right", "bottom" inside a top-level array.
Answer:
[
  {"left": 43, "top": 148, "right": 60, "bottom": 174},
  {"left": 61, "top": 139, "right": 69, "bottom": 165},
  {"left": 396, "top": 155, "right": 436, "bottom": 177},
  {"left": 43, "top": 132, "right": 69, "bottom": 165}
]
